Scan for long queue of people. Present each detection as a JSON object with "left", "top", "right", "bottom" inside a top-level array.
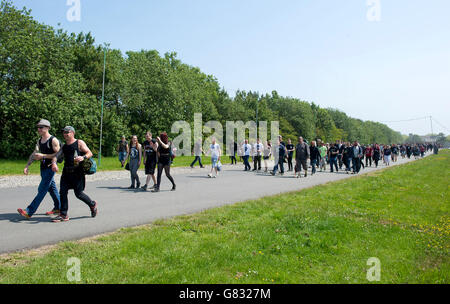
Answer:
[
  {"left": 198, "top": 136, "right": 439, "bottom": 177},
  {"left": 119, "top": 134, "right": 440, "bottom": 182},
  {"left": 19, "top": 118, "right": 440, "bottom": 223}
]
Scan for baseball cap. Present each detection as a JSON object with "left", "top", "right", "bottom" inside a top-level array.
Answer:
[
  {"left": 37, "top": 119, "right": 51, "bottom": 128},
  {"left": 62, "top": 126, "right": 75, "bottom": 133}
]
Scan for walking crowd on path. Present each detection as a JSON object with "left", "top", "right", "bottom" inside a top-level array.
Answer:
[{"left": 17, "top": 119, "right": 441, "bottom": 223}]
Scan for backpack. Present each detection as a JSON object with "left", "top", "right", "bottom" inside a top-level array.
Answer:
[
  {"left": 170, "top": 144, "right": 176, "bottom": 160},
  {"left": 81, "top": 158, "right": 97, "bottom": 175}
]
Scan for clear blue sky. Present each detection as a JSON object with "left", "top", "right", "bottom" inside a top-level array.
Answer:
[{"left": 11, "top": 0, "right": 450, "bottom": 136}]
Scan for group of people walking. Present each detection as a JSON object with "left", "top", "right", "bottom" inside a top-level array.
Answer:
[
  {"left": 19, "top": 119, "right": 440, "bottom": 223},
  {"left": 117, "top": 132, "right": 176, "bottom": 192},
  {"left": 201, "top": 137, "right": 438, "bottom": 178},
  {"left": 18, "top": 120, "right": 98, "bottom": 222}
]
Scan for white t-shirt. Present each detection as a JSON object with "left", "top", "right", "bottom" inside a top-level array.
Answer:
[
  {"left": 253, "top": 143, "right": 263, "bottom": 156},
  {"left": 210, "top": 143, "right": 221, "bottom": 158},
  {"left": 242, "top": 144, "right": 252, "bottom": 156}
]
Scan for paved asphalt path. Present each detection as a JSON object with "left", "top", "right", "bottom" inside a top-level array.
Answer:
[{"left": 0, "top": 156, "right": 421, "bottom": 254}]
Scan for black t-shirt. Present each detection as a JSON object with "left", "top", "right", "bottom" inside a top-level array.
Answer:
[
  {"left": 286, "top": 144, "right": 294, "bottom": 155},
  {"left": 118, "top": 140, "right": 128, "bottom": 153},
  {"left": 62, "top": 140, "right": 84, "bottom": 173},
  {"left": 143, "top": 140, "right": 157, "bottom": 162},
  {"left": 329, "top": 145, "right": 339, "bottom": 156},
  {"left": 39, "top": 136, "right": 56, "bottom": 169}
]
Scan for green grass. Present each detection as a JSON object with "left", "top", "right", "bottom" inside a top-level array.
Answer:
[
  {"left": 0, "top": 156, "right": 213, "bottom": 176},
  {"left": 0, "top": 151, "right": 449, "bottom": 284}
]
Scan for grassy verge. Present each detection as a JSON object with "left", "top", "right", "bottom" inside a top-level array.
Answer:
[
  {"left": 0, "top": 156, "right": 214, "bottom": 176},
  {"left": 0, "top": 151, "right": 448, "bottom": 283}
]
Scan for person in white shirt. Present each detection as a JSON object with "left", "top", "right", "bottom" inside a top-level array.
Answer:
[
  {"left": 242, "top": 140, "right": 252, "bottom": 171},
  {"left": 208, "top": 137, "right": 221, "bottom": 178},
  {"left": 253, "top": 138, "right": 263, "bottom": 171}
]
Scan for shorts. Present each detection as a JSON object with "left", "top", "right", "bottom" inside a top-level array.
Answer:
[
  {"left": 295, "top": 159, "right": 307, "bottom": 171},
  {"left": 145, "top": 160, "right": 156, "bottom": 175},
  {"left": 211, "top": 157, "right": 219, "bottom": 168},
  {"left": 119, "top": 151, "right": 127, "bottom": 162}
]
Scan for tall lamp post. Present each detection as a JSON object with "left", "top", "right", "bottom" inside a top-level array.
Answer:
[{"left": 98, "top": 44, "right": 108, "bottom": 166}]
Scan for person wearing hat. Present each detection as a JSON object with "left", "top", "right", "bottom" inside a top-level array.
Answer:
[
  {"left": 18, "top": 119, "right": 62, "bottom": 219},
  {"left": 51, "top": 126, "right": 98, "bottom": 222},
  {"left": 117, "top": 135, "right": 128, "bottom": 168}
]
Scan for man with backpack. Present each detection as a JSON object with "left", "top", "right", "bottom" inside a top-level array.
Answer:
[
  {"left": 51, "top": 126, "right": 98, "bottom": 222},
  {"left": 18, "top": 119, "right": 62, "bottom": 219}
]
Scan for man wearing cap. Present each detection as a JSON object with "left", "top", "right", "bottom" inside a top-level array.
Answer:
[
  {"left": 18, "top": 119, "right": 62, "bottom": 219},
  {"left": 51, "top": 126, "right": 98, "bottom": 222},
  {"left": 117, "top": 136, "right": 128, "bottom": 168}
]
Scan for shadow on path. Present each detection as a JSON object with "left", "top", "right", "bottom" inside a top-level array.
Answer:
[{"left": 0, "top": 213, "right": 91, "bottom": 224}]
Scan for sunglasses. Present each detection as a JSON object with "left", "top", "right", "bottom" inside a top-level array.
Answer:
[
  {"left": 37, "top": 126, "right": 46, "bottom": 129},
  {"left": 63, "top": 131, "right": 70, "bottom": 134}
]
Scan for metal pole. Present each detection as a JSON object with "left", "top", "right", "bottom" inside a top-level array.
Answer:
[
  {"left": 256, "top": 100, "right": 258, "bottom": 138},
  {"left": 99, "top": 46, "right": 106, "bottom": 166},
  {"left": 430, "top": 116, "right": 434, "bottom": 143}
]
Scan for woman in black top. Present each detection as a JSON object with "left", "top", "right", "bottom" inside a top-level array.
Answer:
[
  {"left": 286, "top": 139, "right": 294, "bottom": 172},
  {"left": 152, "top": 132, "right": 176, "bottom": 192},
  {"left": 309, "top": 141, "right": 320, "bottom": 175}
]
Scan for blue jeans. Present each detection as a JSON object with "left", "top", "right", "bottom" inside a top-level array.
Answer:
[
  {"left": 311, "top": 159, "right": 318, "bottom": 174},
  {"left": 26, "top": 167, "right": 60, "bottom": 216},
  {"left": 344, "top": 157, "right": 351, "bottom": 171},
  {"left": 352, "top": 157, "right": 361, "bottom": 173},
  {"left": 211, "top": 157, "right": 219, "bottom": 168},
  {"left": 119, "top": 152, "right": 127, "bottom": 163},
  {"left": 273, "top": 159, "right": 285, "bottom": 174},
  {"left": 330, "top": 157, "right": 338, "bottom": 172},
  {"left": 190, "top": 156, "right": 203, "bottom": 167},
  {"left": 243, "top": 155, "right": 251, "bottom": 170}
]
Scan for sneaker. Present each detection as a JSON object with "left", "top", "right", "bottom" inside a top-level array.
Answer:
[
  {"left": 52, "top": 215, "right": 69, "bottom": 222},
  {"left": 208, "top": 173, "right": 212, "bottom": 178},
  {"left": 141, "top": 184, "right": 148, "bottom": 191},
  {"left": 136, "top": 182, "right": 140, "bottom": 189},
  {"left": 128, "top": 185, "right": 135, "bottom": 189},
  {"left": 171, "top": 185, "right": 176, "bottom": 191},
  {"left": 190, "top": 165, "right": 194, "bottom": 168},
  {"left": 17, "top": 208, "right": 31, "bottom": 219},
  {"left": 151, "top": 187, "right": 160, "bottom": 193},
  {"left": 45, "top": 209, "right": 60, "bottom": 216},
  {"left": 90, "top": 201, "right": 98, "bottom": 218}
]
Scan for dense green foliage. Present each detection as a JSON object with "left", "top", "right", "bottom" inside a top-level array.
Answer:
[{"left": 0, "top": 1, "right": 403, "bottom": 158}]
